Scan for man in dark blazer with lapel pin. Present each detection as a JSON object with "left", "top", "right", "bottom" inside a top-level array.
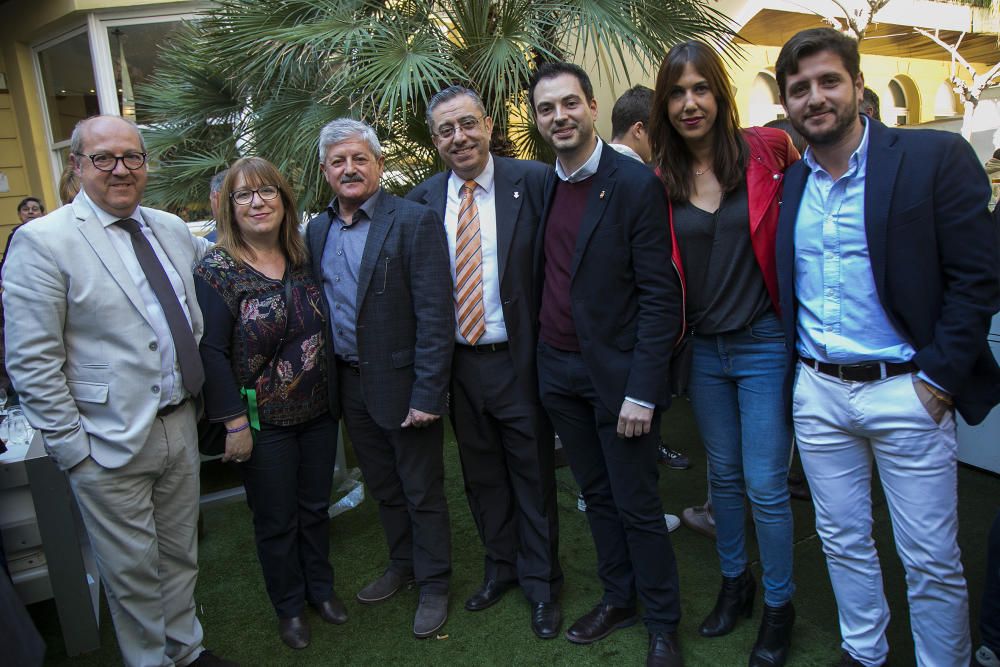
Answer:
[
  {"left": 774, "top": 28, "right": 1000, "bottom": 667},
  {"left": 306, "top": 118, "right": 454, "bottom": 639},
  {"left": 528, "top": 62, "right": 685, "bottom": 667},
  {"left": 407, "top": 85, "right": 563, "bottom": 639}
]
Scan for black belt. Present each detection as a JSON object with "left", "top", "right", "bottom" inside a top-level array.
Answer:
[
  {"left": 456, "top": 341, "right": 509, "bottom": 354},
  {"left": 335, "top": 356, "right": 360, "bottom": 375},
  {"left": 157, "top": 397, "right": 191, "bottom": 419},
  {"left": 800, "top": 356, "right": 917, "bottom": 382}
]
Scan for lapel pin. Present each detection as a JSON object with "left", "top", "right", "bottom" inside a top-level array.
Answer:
[
  {"left": 599, "top": 190, "right": 606, "bottom": 199},
  {"left": 513, "top": 191, "right": 520, "bottom": 199}
]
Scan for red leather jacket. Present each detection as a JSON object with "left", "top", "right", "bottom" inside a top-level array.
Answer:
[{"left": 665, "top": 126, "right": 799, "bottom": 341}]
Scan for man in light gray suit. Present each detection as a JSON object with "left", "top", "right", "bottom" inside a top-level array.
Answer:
[{"left": 2, "top": 115, "right": 232, "bottom": 667}]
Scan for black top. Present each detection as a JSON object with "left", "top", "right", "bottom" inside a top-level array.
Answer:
[
  {"left": 673, "top": 179, "right": 770, "bottom": 335},
  {"left": 194, "top": 247, "right": 329, "bottom": 426}
]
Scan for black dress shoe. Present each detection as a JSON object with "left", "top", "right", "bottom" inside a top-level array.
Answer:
[
  {"left": 311, "top": 595, "right": 348, "bottom": 625},
  {"left": 647, "top": 632, "right": 684, "bottom": 667},
  {"left": 699, "top": 570, "right": 756, "bottom": 637},
  {"left": 465, "top": 579, "right": 513, "bottom": 611},
  {"left": 278, "top": 615, "right": 310, "bottom": 649},
  {"left": 565, "top": 602, "right": 638, "bottom": 644},
  {"left": 531, "top": 601, "right": 562, "bottom": 639},
  {"left": 749, "top": 602, "right": 794, "bottom": 666}
]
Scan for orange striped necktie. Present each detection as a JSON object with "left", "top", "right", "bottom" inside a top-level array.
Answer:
[{"left": 455, "top": 180, "right": 486, "bottom": 344}]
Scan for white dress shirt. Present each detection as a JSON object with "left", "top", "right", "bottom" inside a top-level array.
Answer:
[
  {"left": 445, "top": 154, "right": 508, "bottom": 345},
  {"left": 80, "top": 190, "right": 192, "bottom": 407}
]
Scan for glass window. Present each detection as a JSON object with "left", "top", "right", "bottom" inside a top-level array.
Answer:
[
  {"left": 106, "top": 20, "right": 184, "bottom": 125},
  {"left": 37, "top": 31, "right": 99, "bottom": 144}
]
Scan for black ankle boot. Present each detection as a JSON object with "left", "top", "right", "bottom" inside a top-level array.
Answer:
[
  {"left": 748, "top": 601, "right": 795, "bottom": 667},
  {"left": 699, "top": 570, "right": 756, "bottom": 637}
]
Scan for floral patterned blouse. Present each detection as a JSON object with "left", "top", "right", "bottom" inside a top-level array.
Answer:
[{"left": 194, "top": 246, "right": 329, "bottom": 427}]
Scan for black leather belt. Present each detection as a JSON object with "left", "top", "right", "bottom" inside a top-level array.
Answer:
[
  {"left": 335, "top": 356, "right": 360, "bottom": 375},
  {"left": 800, "top": 356, "right": 917, "bottom": 382},
  {"left": 157, "top": 397, "right": 191, "bottom": 419},
  {"left": 456, "top": 341, "right": 509, "bottom": 353}
]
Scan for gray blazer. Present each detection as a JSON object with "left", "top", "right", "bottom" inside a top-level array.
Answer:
[
  {"left": 2, "top": 196, "right": 210, "bottom": 471},
  {"left": 306, "top": 190, "right": 454, "bottom": 429}
]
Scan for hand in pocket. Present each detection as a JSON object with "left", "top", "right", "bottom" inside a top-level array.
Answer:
[{"left": 912, "top": 377, "right": 951, "bottom": 424}]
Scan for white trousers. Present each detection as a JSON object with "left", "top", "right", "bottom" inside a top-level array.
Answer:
[
  {"left": 68, "top": 402, "right": 205, "bottom": 667},
  {"left": 793, "top": 362, "right": 969, "bottom": 667}
]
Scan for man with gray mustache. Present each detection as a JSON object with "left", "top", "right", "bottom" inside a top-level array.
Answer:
[{"left": 306, "top": 118, "right": 455, "bottom": 638}]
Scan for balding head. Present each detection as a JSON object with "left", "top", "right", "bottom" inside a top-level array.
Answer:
[{"left": 69, "top": 115, "right": 148, "bottom": 218}]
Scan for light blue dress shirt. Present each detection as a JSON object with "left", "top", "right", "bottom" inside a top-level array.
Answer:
[{"left": 794, "top": 116, "right": 916, "bottom": 365}]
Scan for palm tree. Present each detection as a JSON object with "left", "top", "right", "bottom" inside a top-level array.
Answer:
[{"left": 139, "top": 0, "right": 736, "bottom": 214}]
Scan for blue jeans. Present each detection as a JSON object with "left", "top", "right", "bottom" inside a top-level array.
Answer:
[{"left": 688, "top": 312, "right": 794, "bottom": 606}]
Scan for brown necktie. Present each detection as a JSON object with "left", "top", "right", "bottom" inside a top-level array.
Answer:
[
  {"left": 115, "top": 218, "right": 205, "bottom": 396},
  {"left": 455, "top": 180, "right": 486, "bottom": 344}
]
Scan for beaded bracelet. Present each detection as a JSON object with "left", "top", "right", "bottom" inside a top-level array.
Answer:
[{"left": 226, "top": 422, "right": 251, "bottom": 434}]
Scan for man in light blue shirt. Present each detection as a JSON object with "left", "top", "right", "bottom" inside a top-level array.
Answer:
[{"left": 775, "top": 28, "right": 1000, "bottom": 667}]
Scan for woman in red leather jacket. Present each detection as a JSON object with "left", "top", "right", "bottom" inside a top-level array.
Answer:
[{"left": 650, "top": 41, "right": 799, "bottom": 667}]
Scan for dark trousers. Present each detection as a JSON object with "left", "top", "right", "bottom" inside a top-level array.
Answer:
[
  {"left": 537, "top": 342, "right": 681, "bottom": 633},
  {"left": 982, "top": 508, "right": 1000, "bottom": 652},
  {"left": 451, "top": 345, "right": 562, "bottom": 603},
  {"left": 242, "top": 414, "right": 338, "bottom": 619},
  {"left": 338, "top": 366, "right": 451, "bottom": 594}
]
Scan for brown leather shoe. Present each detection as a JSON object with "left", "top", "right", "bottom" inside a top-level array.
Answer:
[
  {"left": 311, "top": 595, "right": 348, "bottom": 624},
  {"left": 278, "top": 615, "right": 310, "bottom": 649},
  {"left": 565, "top": 602, "right": 637, "bottom": 644}
]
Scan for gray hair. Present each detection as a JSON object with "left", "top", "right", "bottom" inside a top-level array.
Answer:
[
  {"left": 318, "top": 119, "right": 382, "bottom": 163},
  {"left": 210, "top": 169, "right": 228, "bottom": 194},
  {"left": 69, "top": 114, "right": 146, "bottom": 155},
  {"left": 425, "top": 86, "right": 487, "bottom": 133}
]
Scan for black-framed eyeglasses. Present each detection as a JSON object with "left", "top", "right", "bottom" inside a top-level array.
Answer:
[
  {"left": 230, "top": 185, "right": 280, "bottom": 206},
  {"left": 74, "top": 152, "right": 147, "bottom": 172},
  {"left": 432, "top": 115, "right": 484, "bottom": 139}
]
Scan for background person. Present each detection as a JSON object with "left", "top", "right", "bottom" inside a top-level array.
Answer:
[
  {"left": 608, "top": 84, "right": 692, "bottom": 479},
  {"left": 860, "top": 87, "right": 881, "bottom": 121},
  {"left": 59, "top": 165, "right": 81, "bottom": 205},
  {"left": 650, "top": 40, "right": 799, "bottom": 667},
  {"left": 194, "top": 156, "right": 344, "bottom": 650}
]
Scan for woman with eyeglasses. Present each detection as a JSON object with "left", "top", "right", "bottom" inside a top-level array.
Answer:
[
  {"left": 650, "top": 42, "right": 800, "bottom": 666},
  {"left": 194, "top": 156, "right": 345, "bottom": 650}
]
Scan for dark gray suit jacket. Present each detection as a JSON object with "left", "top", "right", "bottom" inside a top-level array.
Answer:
[
  {"left": 306, "top": 190, "right": 454, "bottom": 429},
  {"left": 407, "top": 156, "right": 549, "bottom": 398}
]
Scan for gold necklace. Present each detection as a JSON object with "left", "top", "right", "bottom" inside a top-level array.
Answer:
[{"left": 695, "top": 165, "right": 712, "bottom": 176}]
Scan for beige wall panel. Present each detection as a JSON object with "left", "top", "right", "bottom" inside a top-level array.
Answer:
[
  {"left": 0, "top": 139, "right": 25, "bottom": 167},
  {"left": 0, "top": 109, "right": 19, "bottom": 140}
]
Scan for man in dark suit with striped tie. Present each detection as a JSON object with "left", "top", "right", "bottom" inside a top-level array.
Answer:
[{"left": 408, "top": 85, "right": 563, "bottom": 640}]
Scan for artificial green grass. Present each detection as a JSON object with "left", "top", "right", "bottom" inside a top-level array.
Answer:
[{"left": 31, "top": 398, "right": 998, "bottom": 665}]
